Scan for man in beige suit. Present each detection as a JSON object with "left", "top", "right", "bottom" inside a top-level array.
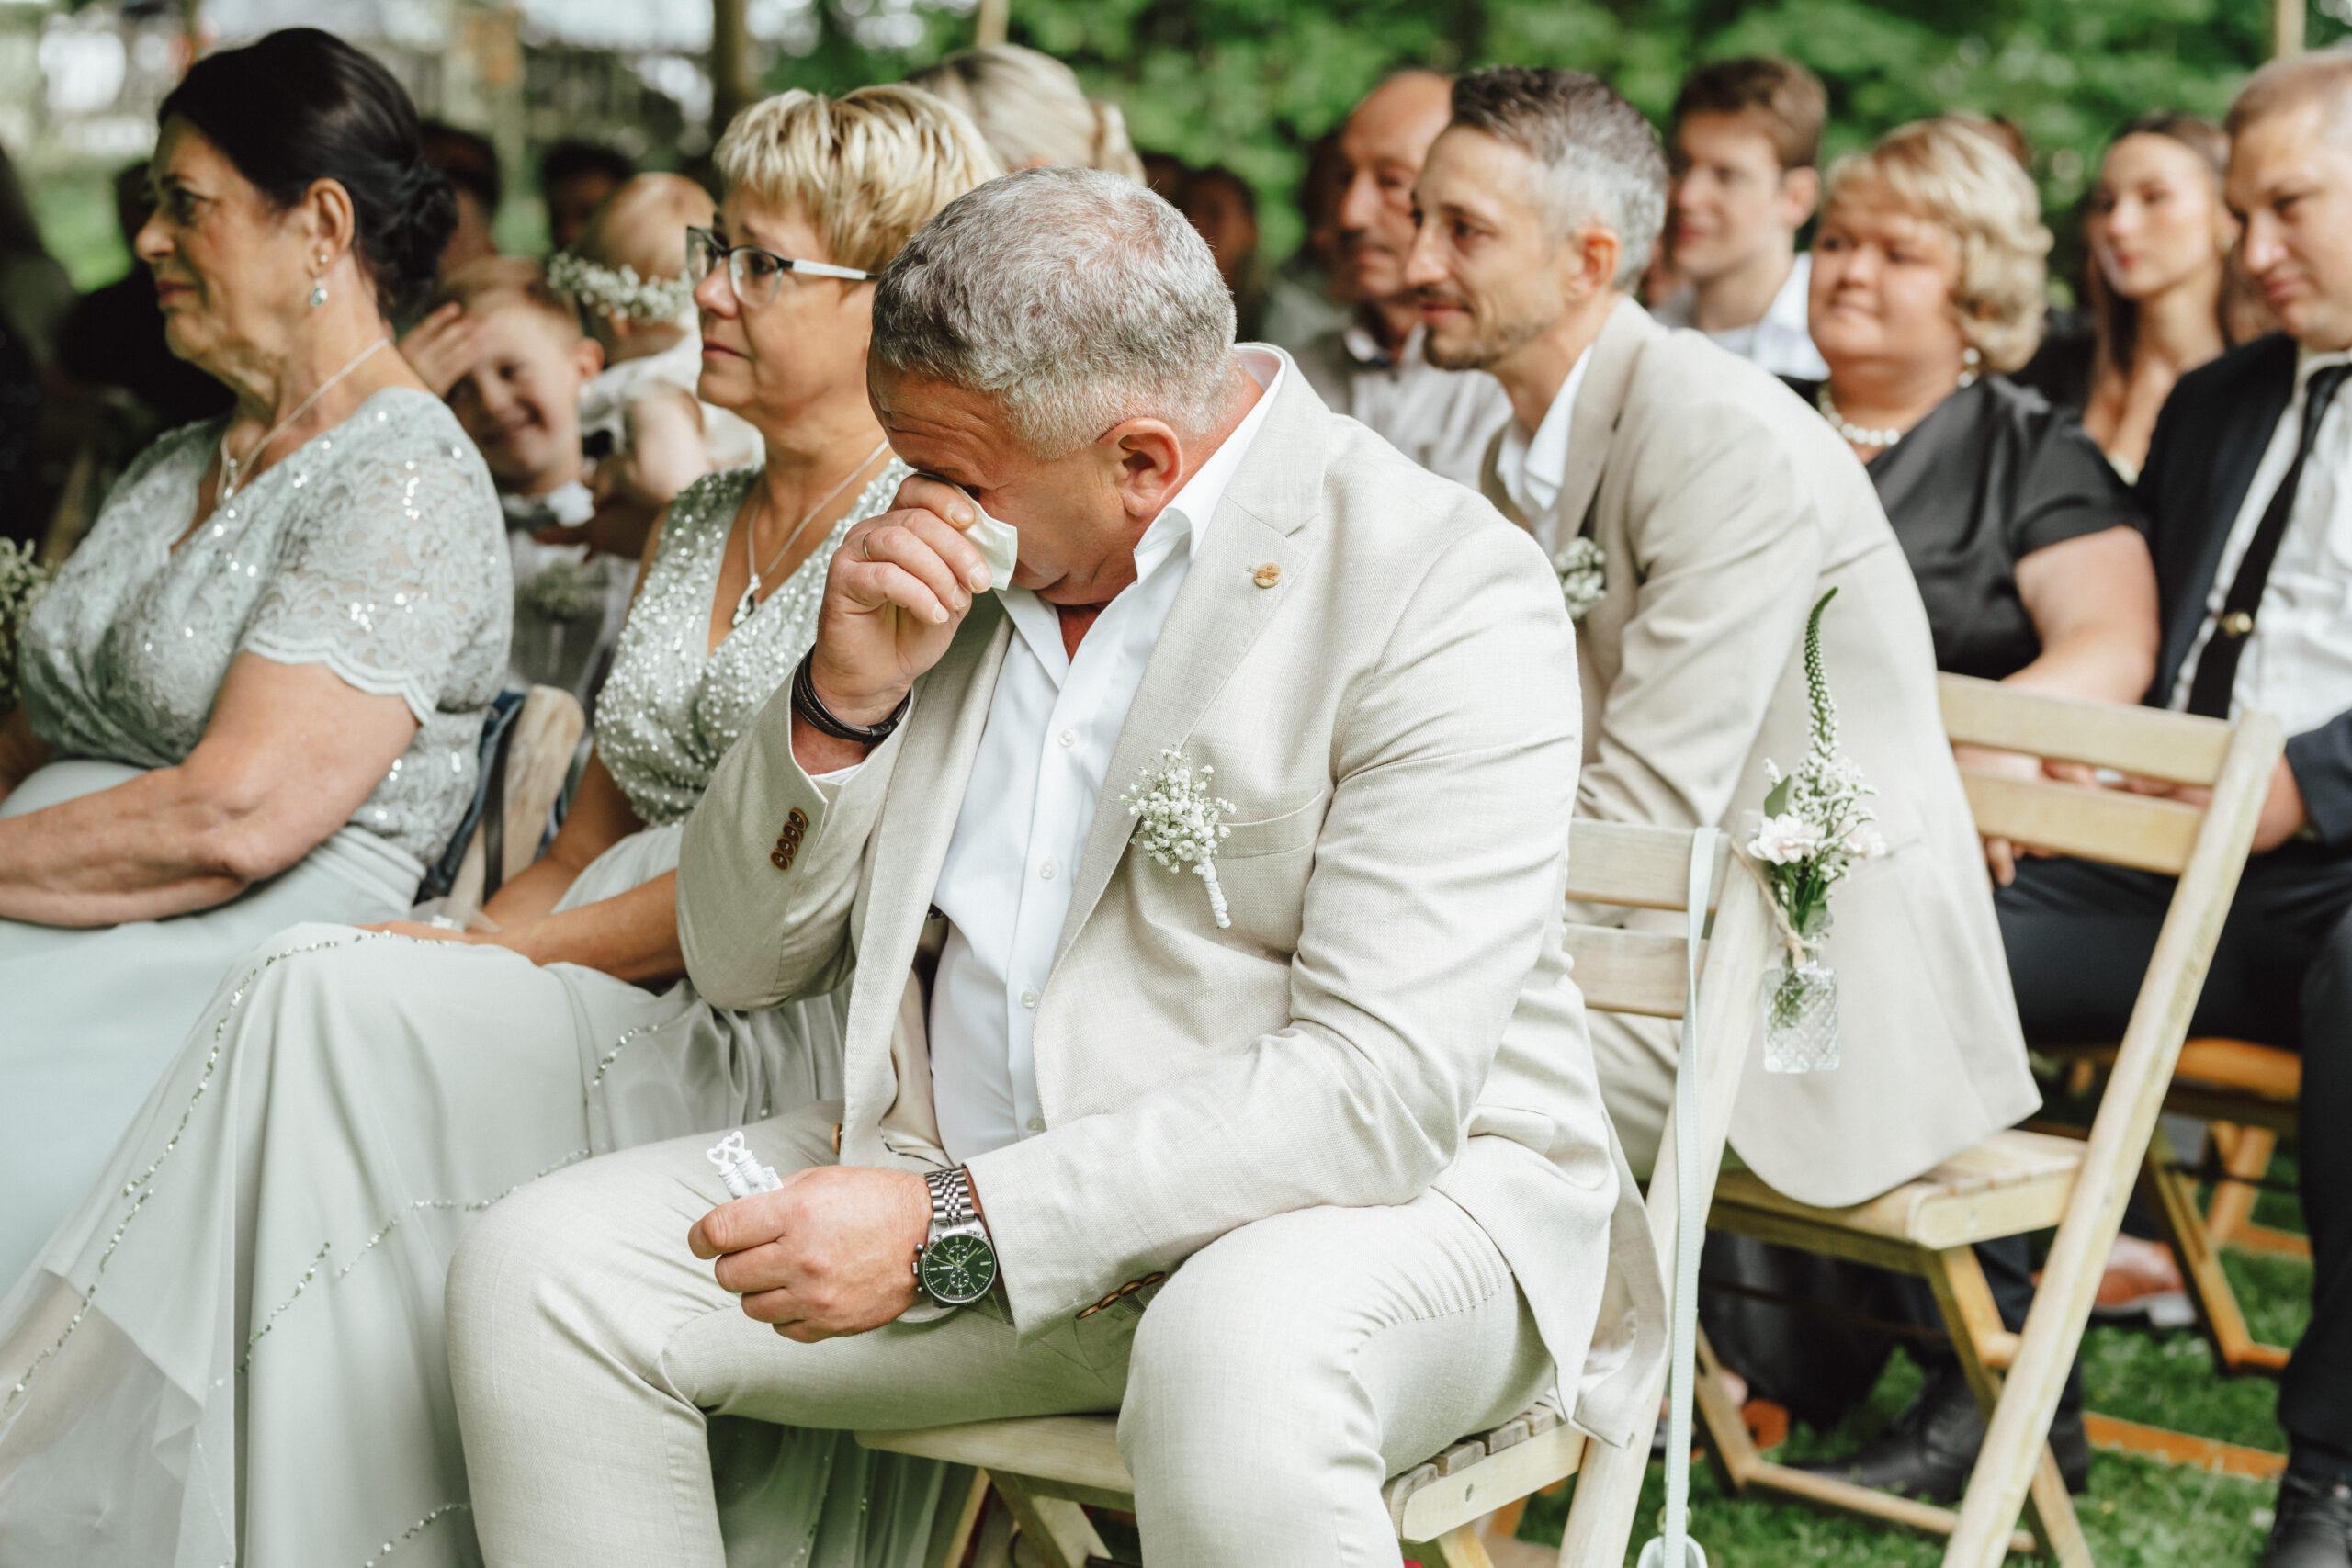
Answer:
[
  {"left": 447, "top": 166, "right": 1660, "bottom": 1565},
  {"left": 1406, "top": 68, "right": 2038, "bottom": 1210}
]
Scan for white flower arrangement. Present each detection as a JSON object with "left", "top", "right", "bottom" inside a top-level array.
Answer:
[
  {"left": 1745, "top": 589, "right": 1886, "bottom": 948},
  {"left": 547, "top": 251, "right": 697, "bottom": 326},
  {"left": 1555, "top": 536, "right": 1606, "bottom": 622},
  {"left": 1121, "top": 747, "right": 1236, "bottom": 929},
  {"left": 0, "top": 538, "right": 56, "bottom": 714},
  {"left": 518, "top": 557, "right": 602, "bottom": 623}
]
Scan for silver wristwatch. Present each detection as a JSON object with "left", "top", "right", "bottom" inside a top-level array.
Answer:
[{"left": 913, "top": 1167, "right": 998, "bottom": 1306}]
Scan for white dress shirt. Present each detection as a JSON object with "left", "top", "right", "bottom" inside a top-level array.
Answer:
[
  {"left": 2168, "top": 345, "right": 2352, "bottom": 734},
  {"left": 1650, "top": 253, "right": 1828, "bottom": 381},
  {"left": 926, "top": 346, "right": 1286, "bottom": 1164},
  {"left": 1493, "top": 346, "right": 1591, "bottom": 543},
  {"left": 1293, "top": 319, "right": 1510, "bottom": 489}
]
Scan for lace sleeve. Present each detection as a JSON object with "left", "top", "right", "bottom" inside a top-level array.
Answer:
[{"left": 240, "top": 418, "right": 510, "bottom": 725}]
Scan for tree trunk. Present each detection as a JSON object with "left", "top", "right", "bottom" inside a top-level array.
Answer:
[{"left": 710, "top": 0, "right": 758, "bottom": 142}]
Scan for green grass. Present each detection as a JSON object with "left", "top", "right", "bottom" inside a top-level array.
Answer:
[{"left": 1507, "top": 1173, "right": 2315, "bottom": 1567}]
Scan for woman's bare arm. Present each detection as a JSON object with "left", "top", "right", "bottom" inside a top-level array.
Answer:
[
  {"left": 1968, "top": 524, "right": 2162, "bottom": 884},
  {"left": 0, "top": 655, "right": 416, "bottom": 926},
  {"left": 2009, "top": 525, "right": 2162, "bottom": 704},
  {"left": 476, "top": 751, "right": 643, "bottom": 925}
]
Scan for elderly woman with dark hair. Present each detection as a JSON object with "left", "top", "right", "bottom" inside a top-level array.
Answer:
[{"left": 0, "top": 29, "right": 506, "bottom": 1280}]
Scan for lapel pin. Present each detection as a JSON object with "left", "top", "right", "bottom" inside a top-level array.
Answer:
[{"left": 1252, "top": 562, "right": 1282, "bottom": 589}]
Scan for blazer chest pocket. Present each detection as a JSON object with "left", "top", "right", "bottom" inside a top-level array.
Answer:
[{"left": 1203, "top": 793, "right": 1327, "bottom": 950}]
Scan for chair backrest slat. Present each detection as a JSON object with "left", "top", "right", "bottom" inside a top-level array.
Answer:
[
  {"left": 1563, "top": 928, "right": 1693, "bottom": 1019},
  {"left": 1565, "top": 819, "right": 1732, "bottom": 911},
  {"left": 1958, "top": 772, "right": 2203, "bottom": 875},
  {"left": 1939, "top": 673, "right": 2230, "bottom": 785}
]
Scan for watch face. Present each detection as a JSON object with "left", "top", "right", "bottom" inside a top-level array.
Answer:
[{"left": 919, "top": 1232, "right": 997, "bottom": 1304}]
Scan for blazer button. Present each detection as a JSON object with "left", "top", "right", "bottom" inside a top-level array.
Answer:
[
  {"left": 771, "top": 847, "right": 796, "bottom": 870},
  {"left": 1252, "top": 562, "right": 1282, "bottom": 589},
  {"left": 786, "top": 808, "right": 809, "bottom": 830}
]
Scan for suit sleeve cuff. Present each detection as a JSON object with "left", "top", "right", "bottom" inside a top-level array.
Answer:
[{"left": 2285, "top": 722, "right": 2352, "bottom": 847}]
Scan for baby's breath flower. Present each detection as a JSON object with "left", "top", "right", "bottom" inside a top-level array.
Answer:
[
  {"left": 0, "top": 538, "right": 56, "bottom": 714},
  {"left": 548, "top": 252, "right": 696, "bottom": 326},
  {"left": 1121, "top": 748, "right": 1236, "bottom": 929},
  {"left": 1555, "top": 536, "right": 1606, "bottom": 622}
]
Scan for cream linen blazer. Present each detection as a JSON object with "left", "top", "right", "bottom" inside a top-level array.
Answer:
[
  {"left": 1482, "top": 299, "right": 2041, "bottom": 1208},
  {"left": 678, "top": 368, "right": 1665, "bottom": 1449}
]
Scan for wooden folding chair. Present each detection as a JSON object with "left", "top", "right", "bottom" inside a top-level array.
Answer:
[
  {"left": 858, "top": 818, "right": 1777, "bottom": 1568},
  {"left": 1696, "top": 673, "right": 2284, "bottom": 1567},
  {"left": 446, "top": 685, "right": 585, "bottom": 909}
]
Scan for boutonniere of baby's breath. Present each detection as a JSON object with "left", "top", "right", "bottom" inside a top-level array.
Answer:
[
  {"left": 1121, "top": 748, "right": 1236, "bottom": 929},
  {"left": 518, "top": 556, "right": 602, "bottom": 623},
  {"left": 1555, "top": 536, "right": 1605, "bottom": 622},
  {"left": 0, "top": 538, "right": 56, "bottom": 713}
]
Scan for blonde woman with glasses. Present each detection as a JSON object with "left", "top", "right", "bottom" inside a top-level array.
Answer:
[{"left": 0, "top": 86, "right": 998, "bottom": 1568}]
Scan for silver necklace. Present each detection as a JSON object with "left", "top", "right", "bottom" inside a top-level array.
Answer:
[
  {"left": 217, "top": 336, "right": 391, "bottom": 505},
  {"left": 732, "top": 441, "right": 889, "bottom": 628}
]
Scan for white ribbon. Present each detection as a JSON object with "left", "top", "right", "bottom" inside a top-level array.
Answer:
[{"left": 1637, "top": 824, "right": 1716, "bottom": 1568}]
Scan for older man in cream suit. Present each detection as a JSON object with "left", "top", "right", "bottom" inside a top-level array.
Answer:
[
  {"left": 1406, "top": 68, "right": 2039, "bottom": 1211},
  {"left": 447, "top": 167, "right": 1661, "bottom": 1566}
]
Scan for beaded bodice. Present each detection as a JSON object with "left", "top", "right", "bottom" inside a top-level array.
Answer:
[
  {"left": 19, "top": 389, "right": 508, "bottom": 863},
  {"left": 595, "top": 459, "right": 910, "bottom": 826}
]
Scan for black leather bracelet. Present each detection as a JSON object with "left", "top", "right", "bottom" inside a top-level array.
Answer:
[{"left": 791, "top": 652, "right": 910, "bottom": 746}]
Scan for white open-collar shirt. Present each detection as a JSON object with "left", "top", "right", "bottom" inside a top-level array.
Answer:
[{"left": 927, "top": 345, "right": 1286, "bottom": 1163}]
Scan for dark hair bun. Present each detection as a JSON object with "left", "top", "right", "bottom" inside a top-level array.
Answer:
[{"left": 159, "top": 28, "right": 457, "bottom": 316}]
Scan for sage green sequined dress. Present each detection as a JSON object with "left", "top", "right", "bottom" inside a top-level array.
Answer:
[{"left": 0, "top": 463, "right": 952, "bottom": 1568}]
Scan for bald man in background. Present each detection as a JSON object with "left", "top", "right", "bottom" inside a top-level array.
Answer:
[{"left": 1295, "top": 72, "right": 1510, "bottom": 486}]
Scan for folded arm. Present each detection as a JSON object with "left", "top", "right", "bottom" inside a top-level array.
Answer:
[
  {"left": 1577, "top": 409, "right": 1823, "bottom": 833},
  {"left": 0, "top": 653, "right": 416, "bottom": 926},
  {"left": 965, "top": 524, "right": 1583, "bottom": 1332}
]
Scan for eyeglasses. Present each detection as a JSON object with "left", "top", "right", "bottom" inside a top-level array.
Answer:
[{"left": 685, "top": 226, "right": 876, "bottom": 307}]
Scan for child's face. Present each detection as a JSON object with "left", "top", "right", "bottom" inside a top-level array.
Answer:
[{"left": 447, "top": 301, "right": 602, "bottom": 494}]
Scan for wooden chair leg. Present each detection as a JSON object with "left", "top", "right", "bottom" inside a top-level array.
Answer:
[
  {"left": 991, "top": 1476, "right": 1107, "bottom": 1568},
  {"left": 2204, "top": 1121, "right": 2276, "bottom": 1248},
  {"left": 1693, "top": 1325, "right": 1765, "bottom": 1492},
  {"left": 1424, "top": 1523, "right": 1498, "bottom": 1568},
  {"left": 2146, "top": 1123, "right": 2291, "bottom": 1374},
  {"left": 1925, "top": 1247, "right": 2093, "bottom": 1568}
]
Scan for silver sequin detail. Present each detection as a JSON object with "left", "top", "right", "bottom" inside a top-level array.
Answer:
[
  {"left": 16, "top": 389, "right": 505, "bottom": 862},
  {"left": 358, "top": 1501, "right": 469, "bottom": 1567},
  {"left": 3, "top": 932, "right": 380, "bottom": 1416},
  {"left": 596, "top": 462, "right": 909, "bottom": 824}
]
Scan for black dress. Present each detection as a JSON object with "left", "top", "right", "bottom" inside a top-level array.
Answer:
[{"left": 1786, "top": 374, "right": 2143, "bottom": 680}]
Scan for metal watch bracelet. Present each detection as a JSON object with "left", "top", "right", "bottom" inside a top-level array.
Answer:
[{"left": 791, "top": 652, "right": 910, "bottom": 746}]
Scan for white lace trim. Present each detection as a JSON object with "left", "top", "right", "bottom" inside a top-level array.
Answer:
[{"left": 242, "top": 636, "right": 438, "bottom": 728}]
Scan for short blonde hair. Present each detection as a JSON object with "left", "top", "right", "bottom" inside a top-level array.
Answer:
[
  {"left": 712, "top": 85, "right": 1003, "bottom": 275},
  {"left": 1823, "top": 117, "right": 2052, "bottom": 374},
  {"left": 905, "top": 45, "right": 1146, "bottom": 183}
]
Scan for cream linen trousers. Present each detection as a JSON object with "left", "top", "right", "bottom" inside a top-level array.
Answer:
[{"left": 447, "top": 1102, "right": 1555, "bottom": 1566}]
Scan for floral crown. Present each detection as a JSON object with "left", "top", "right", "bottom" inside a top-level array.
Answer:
[{"left": 546, "top": 251, "right": 696, "bottom": 325}]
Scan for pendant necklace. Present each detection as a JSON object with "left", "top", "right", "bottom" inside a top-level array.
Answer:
[
  {"left": 218, "top": 336, "right": 391, "bottom": 506},
  {"left": 733, "top": 441, "right": 890, "bottom": 628}
]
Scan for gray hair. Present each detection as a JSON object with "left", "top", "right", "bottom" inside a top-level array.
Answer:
[
  {"left": 1451, "top": 66, "right": 1668, "bottom": 288},
  {"left": 2228, "top": 47, "right": 2352, "bottom": 147},
  {"left": 872, "top": 165, "right": 1238, "bottom": 457}
]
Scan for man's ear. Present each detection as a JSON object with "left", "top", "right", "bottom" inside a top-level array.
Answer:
[
  {"left": 1570, "top": 221, "right": 1623, "bottom": 302},
  {"left": 1780, "top": 166, "right": 1822, "bottom": 230},
  {"left": 1103, "top": 418, "right": 1186, "bottom": 520}
]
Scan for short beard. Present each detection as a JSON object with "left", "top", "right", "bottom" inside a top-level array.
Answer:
[{"left": 1422, "top": 305, "right": 1551, "bottom": 373}]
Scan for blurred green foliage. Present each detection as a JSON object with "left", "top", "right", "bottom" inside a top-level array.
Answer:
[{"left": 772, "top": 0, "right": 2350, "bottom": 276}]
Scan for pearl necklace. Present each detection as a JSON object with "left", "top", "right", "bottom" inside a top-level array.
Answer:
[
  {"left": 218, "top": 337, "right": 390, "bottom": 505},
  {"left": 1815, "top": 384, "right": 1906, "bottom": 450},
  {"left": 1815, "top": 359, "right": 1979, "bottom": 453}
]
